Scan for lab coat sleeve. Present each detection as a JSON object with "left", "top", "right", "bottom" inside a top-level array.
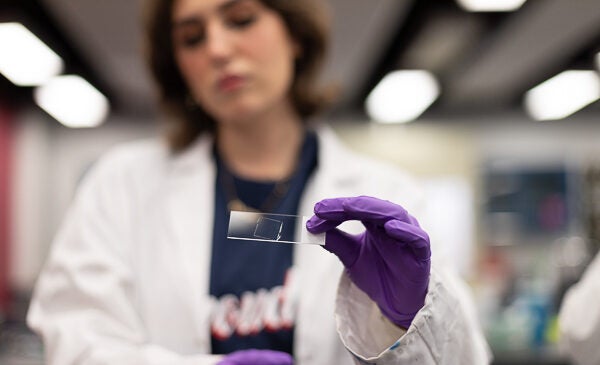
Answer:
[
  {"left": 334, "top": 264, "right": 492, "bottom": 364},
  {"left": 558, "top": 252, "right": 600, "bottom": 365},
  {"left": 27, "top": 152, "right": 221, "bottom": 365}
]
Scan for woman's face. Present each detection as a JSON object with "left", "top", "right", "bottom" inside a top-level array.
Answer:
[{"left": 171, "top": 0, "right": 299, "bottom": 123}]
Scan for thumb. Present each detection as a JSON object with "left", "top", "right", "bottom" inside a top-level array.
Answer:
[{"left": 323, "top": 228, "right": 361, "bottom": 268}]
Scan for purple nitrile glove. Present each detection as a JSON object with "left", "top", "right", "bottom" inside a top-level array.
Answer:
[
  {"left": 306, "top": 196, "right": 431, "bottom": 329},
  {"left": 216, "top": 349, "right": 293, "bottom": 365}
]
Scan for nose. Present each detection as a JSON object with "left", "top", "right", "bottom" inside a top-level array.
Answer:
[{"left": 205, "top": 22, "right": 233, "bottom": 66}]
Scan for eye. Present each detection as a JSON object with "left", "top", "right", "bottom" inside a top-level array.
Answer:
[
  {"left": 224, "top": 3, "right": 259, "bottom": 29},
  {"left": 181, "top": 31, "right": 205, "bottom": 48},
  {"left": 173, "top": 24, "right": 206, "bottom": 49},
  {"left": 227, "top": 13, "right": 257, "bottom": 28}
]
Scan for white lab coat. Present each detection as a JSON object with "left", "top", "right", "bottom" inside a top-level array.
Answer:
[
  {"left": 28, "top": 125, "right": 491, "bottom": 364},
  {"left": 559, "top": 252, "right": 600, "bottom": 365}
]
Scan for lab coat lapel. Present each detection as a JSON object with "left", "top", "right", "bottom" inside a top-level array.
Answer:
[
  {"left": 293, "top": 125, "right": 363, "bottom": 364},
  {"left": 162, "top": 135, "right": 216, "bottom": 346}
]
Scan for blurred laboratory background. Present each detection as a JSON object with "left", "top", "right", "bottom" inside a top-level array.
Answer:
[{"left": 1, "top": 0, "right": 600, "bottom": 364}]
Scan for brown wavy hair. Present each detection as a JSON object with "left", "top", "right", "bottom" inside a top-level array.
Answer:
[{"left": 143, "top": 0, "right": 333, "bottom": 151}]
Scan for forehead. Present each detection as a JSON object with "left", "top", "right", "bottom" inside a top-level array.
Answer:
[{"left": 172, "top": 0, "right": 246, "bottom": 20}]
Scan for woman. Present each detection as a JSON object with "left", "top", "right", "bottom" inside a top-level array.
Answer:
[{"left": 27, "top": 0, "right": 491, "bottom": 364}]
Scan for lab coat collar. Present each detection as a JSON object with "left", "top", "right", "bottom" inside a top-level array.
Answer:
[
  {"left": 314, "top": 123, "right": 366, "bottom": 191},
  {"left": 168, "top": 133, "right": 215, "bottom": 175},
  {"left": 168, "top": 123, "right": 358, "bottom": 179}
]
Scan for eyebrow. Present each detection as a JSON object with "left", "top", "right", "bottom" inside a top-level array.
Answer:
[{"left": 172, "top": 0, "right": 249, "bottom": 29}]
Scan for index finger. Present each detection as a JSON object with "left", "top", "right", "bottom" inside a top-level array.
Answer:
[{"left": 313, "top": 196, "right": 414, "bottom": 225}]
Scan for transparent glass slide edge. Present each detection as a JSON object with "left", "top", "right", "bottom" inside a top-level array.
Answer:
[{"left": 228, "top": 211, "right": 325, "bottom": 245}]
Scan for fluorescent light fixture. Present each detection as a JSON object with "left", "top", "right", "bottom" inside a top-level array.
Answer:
[
  {"left": 366, "top": 70, "right": 440, "bottom": 124},
  {"left": 524, "top": 70, "right": 600, "bottom": 121},
  {"left": 0, "top": 22, "right": 63, "bottom": 86},
  {"left": 34, "top": 75, "right": 109, "bottom": 128},
  {"left": 456, "top": 0, "right": 526, "bottom": 12}
]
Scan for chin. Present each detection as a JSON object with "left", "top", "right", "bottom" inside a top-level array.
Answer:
[{"left": 214, "top": 100, "right": 269, "bottom": 123}]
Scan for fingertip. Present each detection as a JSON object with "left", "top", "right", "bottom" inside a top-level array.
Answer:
[
  {"left": 305, "top": 216, "right": 318, "bottom": 232},
  {"left": 322, "top": 228, "right": 361, "bottom": 268},
  {"left": 313, "top": 200, "right": 324, "bottom": 214},
  {"left": 313, "top": 197, "right": 347, "bottom": 213},
  {"left": 306, "top": 217, "right": 341, "bottom": 234}
]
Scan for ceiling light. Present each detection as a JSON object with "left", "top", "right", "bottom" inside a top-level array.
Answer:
[
  {"left": 524, "top": 70, "right": 600, "bottom": 121},
  {"left": 456, "top": 0, "right": 527, "bottom": 12},
  {"left": 34, "top": 75, "right": 109, "bottom": 128},
  {"left": 366, "top": 70, "right": 440, "bottom": 124},
  {"left": 0, "top": 22, "right": 63, "bottom": 86}
]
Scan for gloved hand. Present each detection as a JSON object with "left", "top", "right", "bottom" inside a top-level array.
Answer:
[
  {"left": 216, "top": 349, "right": 293, "bottom": 365},
  {"left": 306, "top": 196, "right": 430, "bottom": 329}
]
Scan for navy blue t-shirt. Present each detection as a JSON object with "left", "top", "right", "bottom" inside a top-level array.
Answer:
[{"left": 209, "top": 132, "right": 318, "bottom": 355}]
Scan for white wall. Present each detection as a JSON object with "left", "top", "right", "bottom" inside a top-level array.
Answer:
[
  {"left": 474, "top": 116, "right": 600, "bottom": 164},
  {"left": 10, "top": 112, "right": 51, "bottom": 292},
  {"left": 10, "top": 109, "right": 156, "bottom": 291}
]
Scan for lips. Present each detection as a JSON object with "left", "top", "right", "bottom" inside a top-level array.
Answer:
[{"left": 217, "top": 74, "right": 246, "bottom": 92}]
